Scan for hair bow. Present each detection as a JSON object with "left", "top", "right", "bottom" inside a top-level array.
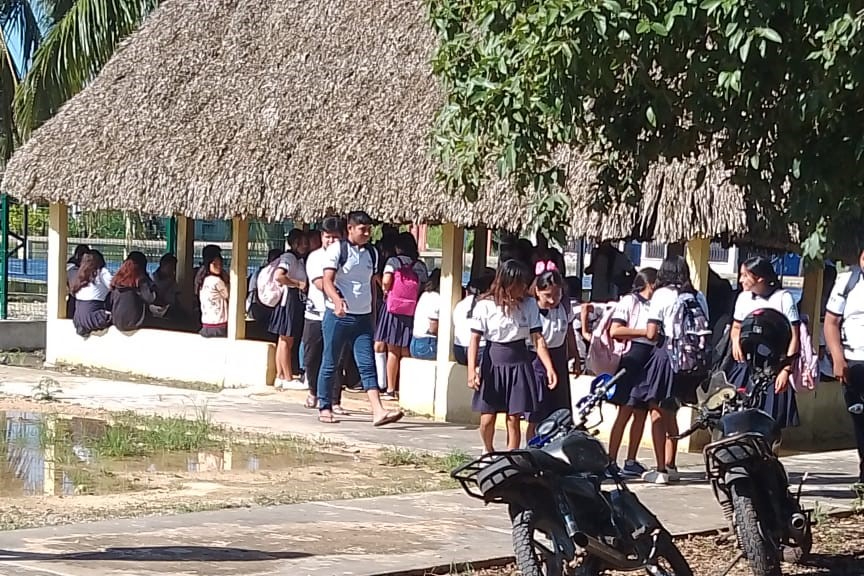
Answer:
[{"left": 535, "top": 260, "right": 558, "bottom": 276}]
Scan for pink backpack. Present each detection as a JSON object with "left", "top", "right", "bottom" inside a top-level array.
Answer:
[
  {"left": 387, "top": 259, "right": 420, "bottom": 316},
  {"left": 585, "top": 301, "right": 633, "bottom": 376},
  {"left": 791, "top": 315, "right": 819, "bottom": 392},
  {"left": 256, "top": 262, "right": 282, "bottom": 308}
]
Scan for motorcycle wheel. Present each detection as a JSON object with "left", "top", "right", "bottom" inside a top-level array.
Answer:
[
  {"left": 731, "top": 483, "right": 781, "bottom": 576},
  {"left": 510, "top": 506, "right": 568, "bottom": 576},
  {"left": 646, "top": 531, "right": 694, "bottom": 576}
]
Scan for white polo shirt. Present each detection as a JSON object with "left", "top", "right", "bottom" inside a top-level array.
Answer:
[
  {"left": 612, "top": 293, "right": 653, "bottom": 345},
  {"left": 826, "top": 270, "right": 864, "bottom": 361},
  {"left": 733, "top": 289, "right": 799, "bottom": 325},
  {"left": 648, "top": 286, "right": 709, "bottom": 336},
  {"left": 304, "top": 247, "right": 328, "bottom": 321},
  {"left": 539, "top": 301, "right": 573, "bottom": 349},
  {"left": 470, "top": 297, "right": 542, "bottom": 343},
  {"left": 413, "top": 291, "right": 440, "bottom": 338},
  {"left": 323, "top": 241, "right": 377, "bottom": 315}
]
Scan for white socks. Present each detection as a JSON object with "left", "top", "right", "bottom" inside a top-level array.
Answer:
[{"left": 375, "top": 351, "right": 388, "bottom": 391}]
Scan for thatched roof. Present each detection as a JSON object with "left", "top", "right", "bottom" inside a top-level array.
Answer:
[{"left": 1, "top": 0, "right": 787, "bottom": 246}]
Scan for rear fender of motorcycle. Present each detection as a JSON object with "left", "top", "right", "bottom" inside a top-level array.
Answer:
[{"left": 724, "top": 465, "right": 750, "bottom": 486}]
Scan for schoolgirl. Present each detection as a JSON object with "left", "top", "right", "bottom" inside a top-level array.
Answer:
[
  {"left": 607, "top": 267, "right": 657, "bottom": 477},
  {"left": 453, "top": 268, "right": 496, "bottom": 365},
  {"left": 527, "top": 261, "right": 579, "bottom": 435},
  {"left": 468, "top": 260, "right": 557, "bottom": 453},
  {"left": 268, "top": 231, "right": 309, "bottom": 389},
  {"left": 727, "top": 256, "right": 801, "bottom": 428},
  {"left": 197, "top": 254, "right": 229, "bottom": 338},
  {"left": 69, "top": 249, "right": 112, "bottom": 337}
]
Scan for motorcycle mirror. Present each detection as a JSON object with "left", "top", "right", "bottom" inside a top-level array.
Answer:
[
  {"left": 590, "top": 373, "right": 617, "bottom": 402},
  {"left": 705, "top": 387, "right": 737, "bottom": 410},
  {"left": 697, "top": 371, "right": 736, "bottom": 406}
]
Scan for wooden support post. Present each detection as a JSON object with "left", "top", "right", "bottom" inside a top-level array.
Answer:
[
  {"left": 175, "top": 216, "right": 195, "bottom": 309},
  {"left": 800, "top": 264, "right": 824, "bottom": 353},
  {"left": 47, "top": 203, "right": 68, "bottom": 320},
  {"left": 685, "top": 237, "right": 711, "bottom": 294},
  {"left": 437, "top": 224, "right": 464, "bottom": 365},
  {"left": 471, "top": 225, "right": 488, "bottom": 279},
  {"left": 228, "top": 217, "right": 248, "bottom": 340}
]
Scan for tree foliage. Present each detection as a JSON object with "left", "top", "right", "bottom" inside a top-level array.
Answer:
[{"left": 428, "top": 0, "right": 864, "bottom": 258}]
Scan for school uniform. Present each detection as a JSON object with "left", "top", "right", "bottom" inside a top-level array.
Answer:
[
  {"left": 317, "top": 241, "right": 379, "bottom": 411},
  {"left": 199, "top": 275, "right": 229, "bottom": 338},
  {"left": 609, "top": 293, "right": 653, "bottom": 409},
  {"left": 302, "top": 247, "right": 339, "bottom": 403},
  {"left": 530, "top": 300, "right": 574, "bottom": 420},
  {"left": 453, "top": 294, "right": 484, "bottom": 365},
  {"left": 642, "top": 286, "right": 710, "bottom": 405},
  {"left": 826, "top": 268, "right": 864, "bottom": 481},
  {"left": 112, "top": 278, "right": 157, "bottom": 332},
  {"left": 727, "top": 288, "right": 800, "bottom": 428},
  {"left": 268, "top": 251, "right": 307, "bottom": 339},
  {"left": 410, "top": 291, "right": 439, "bottom": 360},
  {"left": 375, "top": 256, "right": 428, "bottom": 348},
  {"left": 71, "top": 268, "right": 113, "bottom": 337},
  {"left": 470, "top": 298, "right": 543, "bottom": 416}
]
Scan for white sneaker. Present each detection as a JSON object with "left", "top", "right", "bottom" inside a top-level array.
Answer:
[
  {"left": 274, "top": 378, "right": 286, "bottom": 389},
  {"left": 667, "top": 466, "right": 681, "bottom": 483},
  {"left": 642, "top": 469, "right": 669, "bottom": 485},
  {"left": 282, "top": 379, "right": 308, "bottom": 391}
]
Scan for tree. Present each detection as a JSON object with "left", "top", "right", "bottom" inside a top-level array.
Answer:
[
  {"left": 0, "top": 0, "right": 158, "bottom": 161},
  {"left": 427, "top": 0, "right": 864, "bottom": 258}
]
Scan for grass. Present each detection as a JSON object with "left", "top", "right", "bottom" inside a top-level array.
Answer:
[{"left": 381, "top": 447, "right": 472, "bottom": 474}]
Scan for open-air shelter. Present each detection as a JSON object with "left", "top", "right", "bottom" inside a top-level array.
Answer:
[{"left": 1, "top": 0, "right": 841, "bottom": 449}]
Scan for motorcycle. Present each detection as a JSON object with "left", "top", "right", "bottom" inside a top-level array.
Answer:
[
  {"left": 675, "top": 310, "right": 813, "bottom": 576},
  {"left": 451, "top": 370, "right": 693, "bottom": 576}
]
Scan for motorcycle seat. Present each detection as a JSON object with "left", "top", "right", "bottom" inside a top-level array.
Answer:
[{"left": 529, "top": 448, "right": 573, "bottom": 474}]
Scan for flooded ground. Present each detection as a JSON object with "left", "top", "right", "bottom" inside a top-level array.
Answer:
[{"left": 0, "top": 399, "right": 465, "bottom": 531}]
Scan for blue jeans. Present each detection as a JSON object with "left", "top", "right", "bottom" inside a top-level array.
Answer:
[
  {"left": 410, "top": 337, "right": 437, "bottom": 360},
  {"left": 317, "top": 310, "right": 377, "bottom": 410}
]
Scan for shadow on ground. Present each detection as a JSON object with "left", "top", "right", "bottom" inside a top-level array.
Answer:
[{"left": 0, "top": 546, "right": 311, "bottom": 562}]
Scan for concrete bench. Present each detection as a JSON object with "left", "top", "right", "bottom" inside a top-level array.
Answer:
[
  {"left": 399, "top": 357, "right": 478, "bottom": 425},
  {"left": 45, "top": 319, "right": 275, "bottom": 389}
]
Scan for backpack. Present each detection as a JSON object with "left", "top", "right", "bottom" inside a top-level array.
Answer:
[
  {"left": 256, "top": 262, "right": 282, "bottom": 307},
  {"left": 666, "top": 291, "right": 712, "bottom": 375},
  {"left": 337, "top": 240, "right": 378, "bottom": 273},
  {"left": 790, "top": 315, "right": 819, "bottom": 392},
  {"left": 386, "top": 258, "right": 420, "bottom": 316},
  {"left": 585, "top": 300, "right": 633, "bottom": 376}
]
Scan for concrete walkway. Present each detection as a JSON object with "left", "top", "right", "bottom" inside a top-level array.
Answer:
[{"left": 0, "top": 366, "right": 861, "bottom": 576}]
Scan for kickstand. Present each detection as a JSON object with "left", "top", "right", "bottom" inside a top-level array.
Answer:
[{"left": 716, "top": 551, "right": 744, "bottom": 576}]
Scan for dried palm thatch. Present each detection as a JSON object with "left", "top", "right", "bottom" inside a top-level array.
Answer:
[{"left": 1, "top": 0, "right": 788, "bottom": 247}]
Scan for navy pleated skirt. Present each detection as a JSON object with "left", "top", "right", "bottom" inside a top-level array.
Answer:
[
  {"left": 374, "top": 308, "right": 413, "bottom": 348},
  {"left": 268, "top": 288, "right": 303, "bottom": 338},
  {"left": 473, "top": 341, "right": 539, "bottom": 416},
  {"left": 72, "top": 299, "right": 111, "bottom": 337},
  {"left": 529, "top": 344, "right": 571, "bottom": 422},
  {"left": 726, "top": 361, "right": 799, "bottom": 428}
]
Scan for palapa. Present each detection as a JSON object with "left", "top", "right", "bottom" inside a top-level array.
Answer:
[{"left": 1, "top": 0, "right": 779, "bottom": 246}]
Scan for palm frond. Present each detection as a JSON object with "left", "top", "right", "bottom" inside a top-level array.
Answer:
[
  {"left": 0, "top": 0, "right": 42, "bottom": 77},
  {"left": 37, "top": 0, "right": 76, "bottom": 28},
  {"left": 14, "top": 0, "right": 158, "bottom": 139},
  {"left": 0, "top": 35, "right": 19, "bottom": 164}
]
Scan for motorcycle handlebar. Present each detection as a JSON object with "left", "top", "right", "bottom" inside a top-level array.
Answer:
[{"left": 575, "top": 369, "right": 628, "bottom": 417}]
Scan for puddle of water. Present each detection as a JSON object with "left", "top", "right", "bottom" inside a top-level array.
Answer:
[{"left": 0, "top": 411, "right": 349, "bottom": 498}]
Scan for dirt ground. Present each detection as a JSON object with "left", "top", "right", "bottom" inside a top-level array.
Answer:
[
  {"left": 467, "top": 515, "right": 864, "bottom": 575},
  {"left": 0, "top": 397, "right": 457, "bottom": 531}
]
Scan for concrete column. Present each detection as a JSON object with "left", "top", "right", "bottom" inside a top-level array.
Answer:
[
  {"left": 227, "top": 217, "right": 248, "bottom": 340},
  {"left": 471, "top": 225, "right": 488, "bottom": 279},
  {"left": 47, "top": 203, "right": 68, "bottom": 320},
  {"left": 685, "top": 237, "right": 711, "bottom": 294},
  {"left": 800, "top": 264, "right": 824, "bottom": 352},
  {"left": 437, "top": 224, "right": 464, "bottom": 364},
  {"left": 175, "top": 216, "right": 195, "bottom": 307}
]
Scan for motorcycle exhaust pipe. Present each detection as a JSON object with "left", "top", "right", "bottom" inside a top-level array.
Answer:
[
  {"left": 573, "top": 532, "right": 642, "bottom": 570},
  {"left": 790, "top": 513, "right": 807, "bottom": 532}
]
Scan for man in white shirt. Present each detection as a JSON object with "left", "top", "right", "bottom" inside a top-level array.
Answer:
[
  {"left": 824, "top": 250, "right": 864, "bottom": 484},
  {"left": 318, "top": 211, "right": 404, "bottom": 426}
]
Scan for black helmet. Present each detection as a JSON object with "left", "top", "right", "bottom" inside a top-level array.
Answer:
[{"left": 739, "top": 308, "right": 792, "bottom": 370}]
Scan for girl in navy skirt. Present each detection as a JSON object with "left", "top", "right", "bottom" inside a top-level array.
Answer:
[
  {"left": 727, "top": 256, "right": 801, "bottom": 428},
  {"left": 607, "top": 268, "right": 657, "bottom": 478},
  {"left": 468, "top": 259, "right": 557, "bottom": 453},
  {"left": 69, "top": 249, "right": 112, "bottom": 337},
  {"left": 526, "top": 262, "right": 580, "bottom": 438},
  {"left": 269, "top": 235, "right": 309, "bottom": 390},
  {"left": 643, "top": 256, "right": 710, "bottom": 484},
  {"left": 376, "top": 232, "right": 429, "bottom": 399}
]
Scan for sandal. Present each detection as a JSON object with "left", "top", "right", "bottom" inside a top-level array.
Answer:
[
  {"left": 373, "top": 410, "right": 404, "bottom": 427},
  {"left": 305, "top": 395, "right": 317, "bottom": 409},
  {"left": 332, "top": 406, "right": 351, "bottom": 416},
  {"left": 318, "top": 411, "right": 339, "bottom": 424}
]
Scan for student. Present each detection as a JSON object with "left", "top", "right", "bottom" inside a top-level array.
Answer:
[
  {"left": 376, "top": 232, "right": 428, "bottom": 399},
  {"left": 727, "top": 256, "right": 801, "bottom": 428},
  {"left": 453, "top": 268, "right": 496, "bottom": 365},
  {"left": 468, "top": 259, "right": 558, "bottom": 452},
  {"left": 643, "top": 256, "right": 710, "bottom": 484},
  {"left": 586, "top": 241, "right": 636, "bottom": 301},
  {"left": 824, "top": 249, "right": 864, "bottom": 484},
  {"left": 303, "top": 218, "right": 347, "bottom": 414},
  {"left": 607, "top": 267, "right": 657, "bottom": 477},
  {"left": 528, "top": 261, "right": 580, "bottom": 435},
  {"left": 410, "top": 269, "right": 441, "bottom": 360},
  {"left": 196, "top": 254, "right": 229, "bottom": 338},
  {"left": 269, "top": 230, "right": 309, "bottom": 389},
  {"left": 150, "top": 253, "right": 185, "bottom": 323},
  {"left": 248, "top": 248, "right": 283, "bottom": 328},
  {"left": 318, "top": 211, "right": 403, "bottom": 426},
  {"left": 111, "top": 251, "right": 157, "bottom": 332},
  {"left": 66, "top": 244, "right": 90, "bottom": 318},
  {"left": 69, "top": 250, "right": 112, "bottom": 336},
  {"left": 372, "top": 232, "right": 399, "bottom": 393}
]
